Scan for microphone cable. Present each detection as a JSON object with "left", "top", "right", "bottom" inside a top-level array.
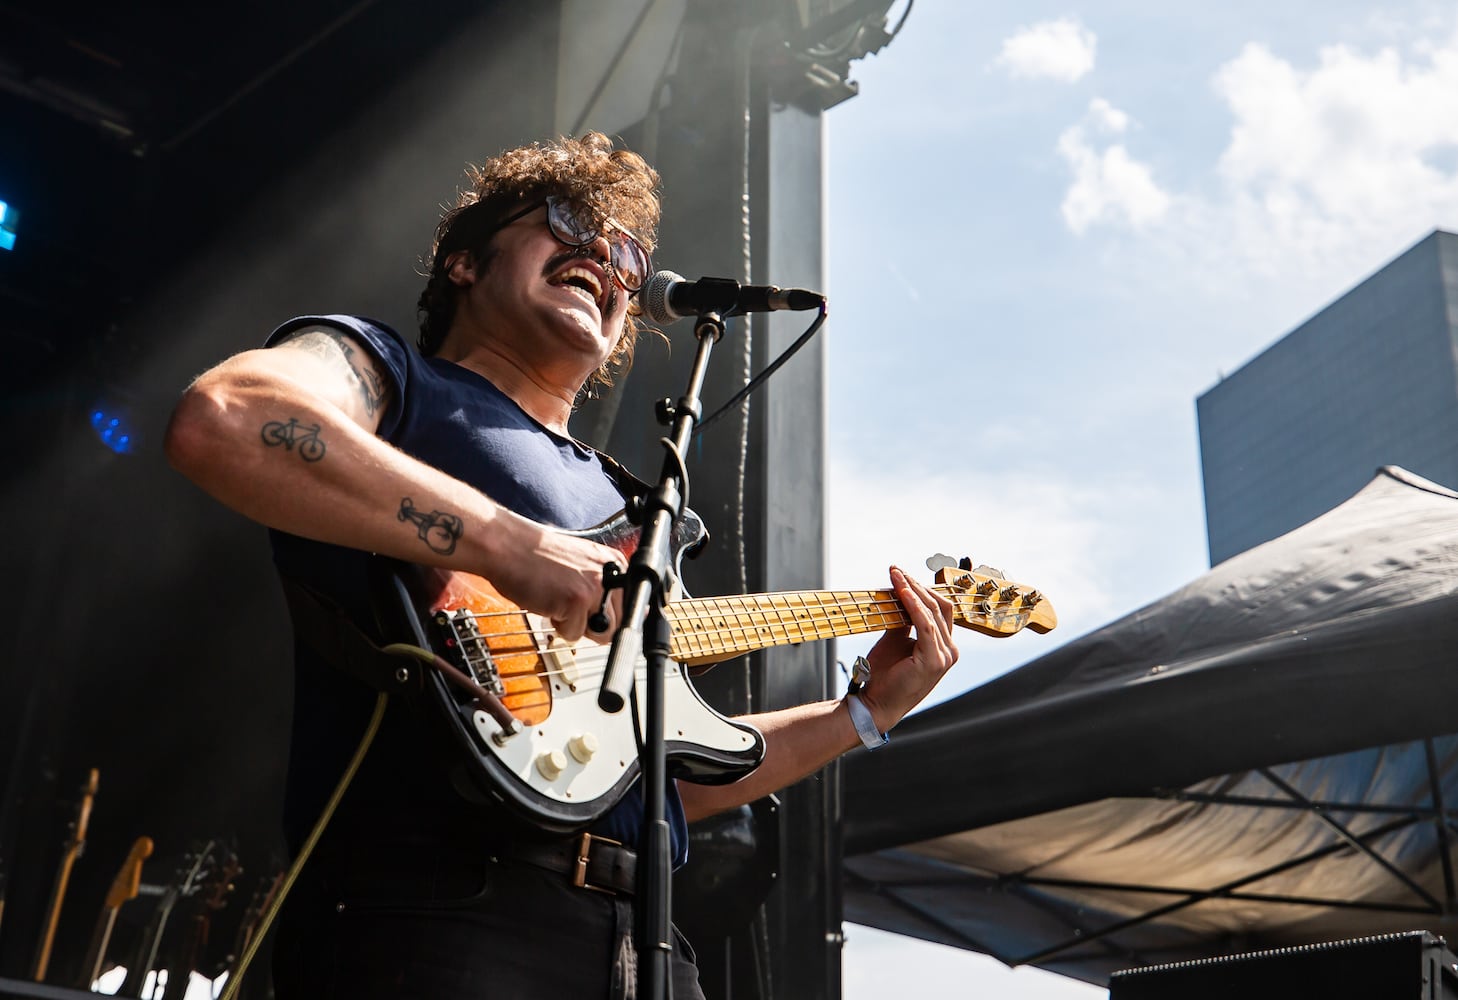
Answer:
[{"left": 693, "top": 298, "right": 828, "bottom": 437}]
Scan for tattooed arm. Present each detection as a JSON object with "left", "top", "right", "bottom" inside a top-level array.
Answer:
[{"left": 164, "top": 327, "right": 623, "bottom": 641}]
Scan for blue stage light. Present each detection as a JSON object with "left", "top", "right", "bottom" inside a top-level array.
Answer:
[
  {"left": 0, "top": 200, "right": 16, "bottom": 251},
  {"left": 90, "top": 406, "right": 137, "bottom": 454}
]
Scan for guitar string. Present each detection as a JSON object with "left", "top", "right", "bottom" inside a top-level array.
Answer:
[
  {"left": 456, "top": 589, "right": 1037, "bottom": 639},
  {"left": 450, "top": 583, "right": 1035, "bottom": 630},
  {"left": 433, "top": 593, "right": 1037, "bottom": 692},
  {"left": 456, "top": 600, "right": 1037, "bottom": 648}
]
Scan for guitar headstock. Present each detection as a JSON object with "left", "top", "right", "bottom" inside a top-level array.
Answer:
[
  {"left": 66, "top": 768, "right": 100, "bottom": 853},
  {"left": 155, "top": 838, "right": 218, "bottom": 910},
  {"left": 198, "top": 846, "right": 242, "bottom": 914},
  {"left": 933, "top": 562, "right": 1058, "bottom": 638},
  {"left": 103, "top": 836, "right": 154, "bottom": 909}
]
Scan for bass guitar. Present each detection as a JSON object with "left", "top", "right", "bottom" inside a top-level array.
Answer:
[
  {"left": 381, "top": 511, "right": 1056, "bottom": 833},
  {"left": 32, "top": 768, "right": 99, "bottom": 982}
]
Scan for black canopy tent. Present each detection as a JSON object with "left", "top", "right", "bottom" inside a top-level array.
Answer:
[{"left": 843, "top": 466, "right": 1458, "bottom": 986}]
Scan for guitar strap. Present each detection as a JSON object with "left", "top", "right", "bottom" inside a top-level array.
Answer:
[
  {"left": 591, "top": 446, "right": 711, "bottom": 560},
  {"left": 278, "top": 576, "right": 420, "bottom": 695}
]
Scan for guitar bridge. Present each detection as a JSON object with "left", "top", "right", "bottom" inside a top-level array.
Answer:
[{"left": 433, "top": 610, "right": 505, "bottom": 697}]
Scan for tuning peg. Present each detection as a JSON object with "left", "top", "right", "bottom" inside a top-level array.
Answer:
[
  {"left": 1021, "top": 590, "right": 1042, "bottom": 607},
  {"left": 925, "top": 553, "right": 958, "bottom": 572},
  {"left": 976, "top": 578, "right": 999, "bottom": 597},
  {"left": 1000, "top": 584, "right": 1021, "bottom": 602}
]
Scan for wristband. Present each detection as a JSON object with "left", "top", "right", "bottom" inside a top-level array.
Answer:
[{"left": 845, "top": 692, "right": 889, "bottom": 750}]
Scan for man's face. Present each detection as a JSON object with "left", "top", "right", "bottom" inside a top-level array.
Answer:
[{"left": 459, "top": 202, "right": 632, "bottom": 385}]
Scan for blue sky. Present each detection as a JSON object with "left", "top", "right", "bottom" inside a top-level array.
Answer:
[{"left": 824, "top": 2, "right": 1458, "bottom": 994}]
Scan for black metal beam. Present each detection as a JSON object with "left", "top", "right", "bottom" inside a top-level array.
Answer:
[
  {"left": 1257, "top": 767, "right": 1442, "bottom": 910},
  {"left": 1010, "top": 813, "right": 1428, "bottom": 966},
  {"left": 1424, "top": 737, "right": 1457, "bottom": 907}
]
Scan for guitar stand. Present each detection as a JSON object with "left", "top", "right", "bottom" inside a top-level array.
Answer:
[{"left": 598, "top": 308, "right": 729, "bottom": 1000}]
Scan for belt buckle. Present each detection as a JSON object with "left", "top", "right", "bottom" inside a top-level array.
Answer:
[{"left": 572, "top": 832, "right": 622, "bottom": 894}]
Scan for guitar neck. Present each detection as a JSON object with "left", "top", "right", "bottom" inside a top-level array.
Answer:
[
  {"left": 666, "top": 588, "right": 910, "bottom": 666},
  {"left": 33, "top": 769, "right": 99, "bottom": 982},
  {"left": 79, "top": 908, "right": 119, "bottom": 989}
]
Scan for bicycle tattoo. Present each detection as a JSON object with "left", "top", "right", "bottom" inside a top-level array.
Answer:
[
  {"left": 398, "top": 497, "right": 464, "bottom": 555},
  {"left": 260, "top": 418, "right": 326, "bottom": 462}
]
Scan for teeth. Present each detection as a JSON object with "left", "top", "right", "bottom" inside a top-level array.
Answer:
[{"left": 553, "top": 266, "right": 603, "bottom": 304}]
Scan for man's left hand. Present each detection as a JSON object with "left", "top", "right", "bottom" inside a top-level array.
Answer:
[{"left": 854, "top": 565, "right": 960, "bottom": 734}]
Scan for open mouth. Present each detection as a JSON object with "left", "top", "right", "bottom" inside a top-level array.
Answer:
[{"left": 548, "top": 264, "right": 605, "bottom": 310}]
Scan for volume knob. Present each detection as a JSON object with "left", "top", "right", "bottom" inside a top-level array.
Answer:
[
  {"left": 535, "top": 750, "right": 568, "bottom": 781},
  {"left": 568, "top": 733, "right": 599, "bottom": 763}
]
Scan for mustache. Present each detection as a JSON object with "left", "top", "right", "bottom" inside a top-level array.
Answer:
[{"left": 544, "top": 246, "right": 619, "bottom": 313}]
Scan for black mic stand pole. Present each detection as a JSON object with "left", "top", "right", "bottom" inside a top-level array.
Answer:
[{"left": 598, "top": 308, "right": 728, "bottom": 1000}]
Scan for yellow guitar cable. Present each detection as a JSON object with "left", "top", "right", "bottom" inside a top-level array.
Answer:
[{"left": 220, "top": 642, "right": 436, "bottom": 1000}]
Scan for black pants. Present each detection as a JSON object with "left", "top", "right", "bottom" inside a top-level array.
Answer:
[{"left": 270, "top": 843, "right": 704, "bottom": 999}]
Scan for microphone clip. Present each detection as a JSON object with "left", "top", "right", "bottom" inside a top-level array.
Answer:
[{"left": 683, "top": 276, "right": 743, "bottom": 316}]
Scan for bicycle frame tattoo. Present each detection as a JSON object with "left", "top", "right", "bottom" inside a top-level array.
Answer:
[{"left": 261, "top": 418, "right": 326, "bottom": 462}]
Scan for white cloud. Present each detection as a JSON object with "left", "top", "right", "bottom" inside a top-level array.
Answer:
[
  {"left": 1052, "top": 24, "right": 1458, "bottom": 286},
  {"left": 1085, "top": 96, "right": 1128, "bottom": 134},
  {"left": 1207, "top": 33, "right": 1458, "bottom": 275},
  {"left": 994, "top": 18, "right": 1097, "bottom": 83},
  {"left": 1056, "top": 100, "right": 1171, "bottom": 234}
]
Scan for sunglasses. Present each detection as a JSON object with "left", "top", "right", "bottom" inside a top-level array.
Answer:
[{"left": 496, "top": 196, "right": 652, "bottom": 293}]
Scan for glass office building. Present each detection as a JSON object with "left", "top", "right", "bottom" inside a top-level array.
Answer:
[{"left": 1197, "top": 230, "right": 1458, "bottom": 565}]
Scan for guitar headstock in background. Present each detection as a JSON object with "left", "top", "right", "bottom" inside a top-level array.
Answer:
[
  {"left": 157, "top": 843, "right": 242, "bottom": 1000},
  {"left": 118, "top": 838, "right": 218, "bottom": 998},
  {"left": 79, "top": 835, "right": 155, "bottom": 988}
]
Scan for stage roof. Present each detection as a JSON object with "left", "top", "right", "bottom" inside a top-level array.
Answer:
[{"left": 843, "top": 466, "right": 1458, "bottom": 985}]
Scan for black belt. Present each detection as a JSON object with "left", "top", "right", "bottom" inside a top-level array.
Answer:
[{"left": 504, "top": 832, "right": 638, "bottom": 896}]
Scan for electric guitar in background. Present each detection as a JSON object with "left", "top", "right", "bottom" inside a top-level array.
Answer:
[
  {"left": 118, "top": 840, "right": 216, "bottom": 999},
  {"left": 31, "top": 767, "right": 99, "bottom": 982},
  {"left": 217, "top": 867, "right": 284, "bottom": 998},
  {"left": 158, "top": 844, "right": 241, "bottom": 1000},
  {"left": 379, "top": 511, "right": 1058, "bottom": 834},
  {"left": 78, "top": 836, "right": 154, "bottom": 988}
]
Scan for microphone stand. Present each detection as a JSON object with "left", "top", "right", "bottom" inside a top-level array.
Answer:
[{"left": 598, "top": 308, "right": 727, "bottom": 1000}]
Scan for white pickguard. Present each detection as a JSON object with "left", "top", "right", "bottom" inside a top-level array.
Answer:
[{"left": 468, "top": 614, "right": 758, "bottom": 804}]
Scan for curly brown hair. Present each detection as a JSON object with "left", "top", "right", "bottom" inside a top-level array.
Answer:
[{"left": 417, "top": 132, "right": 661, "bottom": 389}]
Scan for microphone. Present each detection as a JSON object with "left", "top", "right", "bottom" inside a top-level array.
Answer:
[{"left": 639, "top": 272, "right": 824, "bottom": 324}]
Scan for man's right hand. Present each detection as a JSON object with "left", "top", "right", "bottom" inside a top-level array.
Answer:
[{"left": 486, "top": 517, "right": 626, "bottom": 644}]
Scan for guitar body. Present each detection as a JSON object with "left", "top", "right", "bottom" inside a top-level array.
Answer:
[
  {"left": 378, "top": 509, "right": 766, "bottom": 834},
  {"left": 376, "top": 511, "right": 1058, "bottom": 834}
]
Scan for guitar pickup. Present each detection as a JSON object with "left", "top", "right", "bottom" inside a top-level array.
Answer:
[{"left": 433, "top": 609, "right": 505, "bottom": 696}]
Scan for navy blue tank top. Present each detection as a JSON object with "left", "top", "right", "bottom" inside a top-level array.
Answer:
[{"left": 265, "top": 315, "right": 687, "bottom": 863}]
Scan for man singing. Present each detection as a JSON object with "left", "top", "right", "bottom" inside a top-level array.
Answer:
[{"left": 165, "top": 131, "right": 957, "bottom": 998}]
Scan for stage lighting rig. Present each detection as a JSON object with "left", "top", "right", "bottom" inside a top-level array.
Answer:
[{"left": 770, "top": 0, "right": 911, "bottom": 111}]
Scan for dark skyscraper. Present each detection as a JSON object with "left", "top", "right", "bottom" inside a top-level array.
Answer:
[{"left": 1198, "top": 230, "right": 1458, "bottom": 564}]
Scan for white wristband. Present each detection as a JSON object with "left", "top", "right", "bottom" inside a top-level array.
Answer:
[{"left": 845, "top": 693, "right": 889, "bottom": 750}]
